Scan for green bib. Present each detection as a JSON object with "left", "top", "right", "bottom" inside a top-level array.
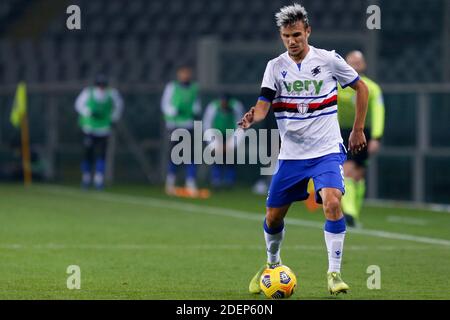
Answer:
[
  {"left": 165, "top": 81, "right": 199, "bottom": 123},
  {"left": 212, "top": 99, "right": 239, "bottom": 135},
  {"left": 79, "top": 88, "right": 113, "bottom": 131}
]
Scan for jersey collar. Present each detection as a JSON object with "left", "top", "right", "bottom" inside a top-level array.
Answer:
[{"left": 285, "top": 45, "right": 313, "bottom": 71}]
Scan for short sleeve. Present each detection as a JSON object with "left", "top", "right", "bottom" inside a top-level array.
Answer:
[
  {"left": 330, "top": 51, "right": 359, "bottom": 88},
  {"left": 261, "top": 60, "right": 276, "bottom": 91}
]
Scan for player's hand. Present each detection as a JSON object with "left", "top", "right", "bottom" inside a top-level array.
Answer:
[
  {"left": 348, "top": 129, "right": 367, "bottom": 154},
  {"left": 237, "top": 107, "right": 255, "bottom": 129},
  {"left": 368, "top": 139, "right": 380, "bottom": 155}
]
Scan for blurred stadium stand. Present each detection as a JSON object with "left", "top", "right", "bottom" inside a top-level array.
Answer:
[{"left": 0, "top": 0, "right": 449, "bottom": 204}]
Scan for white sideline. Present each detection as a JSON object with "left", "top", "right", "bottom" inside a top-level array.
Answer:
[
  {"left": 0, "top": 243, "right": 442, "bottom": 251},
  {"left": 40, "top": 185, "right": 450, "bottom": 247}
]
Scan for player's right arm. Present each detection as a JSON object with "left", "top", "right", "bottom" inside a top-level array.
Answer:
[
  {"left": 161, "top": 82, "right": 177, "bottom": 117},
  {"left": 238, "top": 60, "right": 277, "bottom": 129},
  {"left": 75, "top": 88, "right": 90, "bottom": 117},
  {"left": 238, "top": 99, "right": 270, "bottom": 129}
]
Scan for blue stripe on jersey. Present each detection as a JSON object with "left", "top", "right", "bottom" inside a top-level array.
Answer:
[
  {"left": 275, "top": 109, "right": 337, "bottom": 120},
  {"left": 274, "top": 87, "right": 337, "bottom": 100},
  {"left": 341, "top": 75, "right": 360, "bottom": 89}
]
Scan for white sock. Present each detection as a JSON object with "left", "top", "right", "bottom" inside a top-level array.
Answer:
[
  {"left": 82, "top": 173, "right": 91, "bottom": 185},
  {"left": 94, "top": 172, "right": 104, "bottom": 187},
  {"left": 264, "top": 228, "right": 284, "bottom": 264},
  {"left": 186, "top": 177, "right": 197, "bottom": 190},
  {"left": 324, "top": 231, "right": 346, "bottom": 273},
  {"left": 165, "top": 174, "right": 175, "bottom": 188}
]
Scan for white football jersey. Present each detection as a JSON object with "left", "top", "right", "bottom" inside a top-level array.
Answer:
[{"left": 261, "top": 45, "right": 359, "bottom": 159}]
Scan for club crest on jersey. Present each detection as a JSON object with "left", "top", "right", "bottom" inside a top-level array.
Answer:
[
  {"left": 311, "top": 66, "right": 321, "bottom": 76},
  {"left": 297, "top": 102, "right": 309, "bottom": 115}
]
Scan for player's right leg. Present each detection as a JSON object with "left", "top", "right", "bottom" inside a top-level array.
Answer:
[
  {"left": 165, "top": 130, "right": 178, "bottom": 195},
  {"left": 249, "top": 160, "right": 309, "bottom": 294},
  {"left": 249, "top": 205, "right": 290, "bottom": 294},
  {"left": 185, "top": 128, "right": 198, "bottom": 196},
  {"left": 81, "top": 134, "right": 94, "bottom": 189},
  {"left": 165, "top": 161, "right": 177, "bottom": 195}
]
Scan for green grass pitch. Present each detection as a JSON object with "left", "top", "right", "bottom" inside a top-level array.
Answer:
[{"left": 0, "top": 183, "right": 449, "bottom": 300}]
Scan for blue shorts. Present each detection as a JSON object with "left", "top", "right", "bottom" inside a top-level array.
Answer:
[{"left": 266, "top": 145, "right": 347, "bottom": 207}]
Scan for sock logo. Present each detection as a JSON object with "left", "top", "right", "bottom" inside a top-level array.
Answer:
[{"left": 331, "top": 240, "right": 343, "bottom": 259}]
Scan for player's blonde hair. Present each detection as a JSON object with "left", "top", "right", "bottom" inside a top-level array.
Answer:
[{"left": 275, "top": 3, "right": 310, "bottom": 28}]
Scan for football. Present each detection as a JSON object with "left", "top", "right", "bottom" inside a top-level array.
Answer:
[{"left": 260, "top": 265, "right": 297, "bottom": 299}]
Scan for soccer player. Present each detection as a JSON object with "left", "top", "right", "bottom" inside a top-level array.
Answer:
[
  {"left": 238, "top": 4, "right": 369, "bottom": 295},
  {"left": 75, "top": 73, "right": 124, "bottom": 190},
  {"left": 203, "top": 93, "right": 244, "bottom": 188},
  {"left": 338, "top": 51, "right": 385, "bottom": 227},
  {"left": 161, "top": 65, "right": 201, "bottom": 196}
]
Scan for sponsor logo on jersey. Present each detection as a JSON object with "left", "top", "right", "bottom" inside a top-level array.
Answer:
[
  {"left": 282, "top": 80, "right": 323, "bottom": 94},
  {"left": 281, "top": 71, "right": 288, "bottom": 79}
]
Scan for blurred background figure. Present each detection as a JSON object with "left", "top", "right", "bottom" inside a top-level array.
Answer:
[
  {"left": 161, "top": 65, "right": 201, "bottom": 196},
  {"left": 338, "top": 50, "right": 385, "bottom": 227},
  {"left": 0, "top": 0, "right": 447, "bottom": 206},
  {"left": 75, "top": 73, "right": 124, "bottom": 190},
  {"left": 203, "top": 93, "right": 244, "bottom": 189}
]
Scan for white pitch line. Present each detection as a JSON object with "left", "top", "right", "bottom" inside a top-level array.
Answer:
[
  {"left": 39, "top": 185, "right": 450, "bottom": 247},
  {"left": 387, "top": 215, "right": 429, "bottom": 226},
  {"left": 0, "top": 243, "right": 440, "bottom": 251}
]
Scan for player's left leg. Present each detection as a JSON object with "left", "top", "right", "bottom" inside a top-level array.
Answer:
[
  {"left": 353, "top": 165, "right": 366, "bottom": 222},
  {"left": 211, "top": 164, "right": 222, "bottom": 188},
  {"left": 341, "top": 160, "right": 358, "bottom": 226},
  {"left": 342, "top": 130, "right": 369, "bottom": 227},
  {"left": 93, "top": 135, "right": 108, "bottom": 190},
  {"left": 313, "top": 147, "right": 349, "bottom": 294},
  {"left": 319, "top": 188, "right": 349, "bottom": 294},
  {"left": 343, "top": 163, "right": 366, "bottom": 227}
]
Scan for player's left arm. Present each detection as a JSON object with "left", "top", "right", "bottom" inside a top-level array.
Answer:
[
  {"left": 348, "top": 79, "right": 369, "bottom": 154},
  {"left": 111, "top": 88, "right": 124, "bottom": 123},
  {"left": 330, "top": 52, "right": 368, "bottom": 153}
]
